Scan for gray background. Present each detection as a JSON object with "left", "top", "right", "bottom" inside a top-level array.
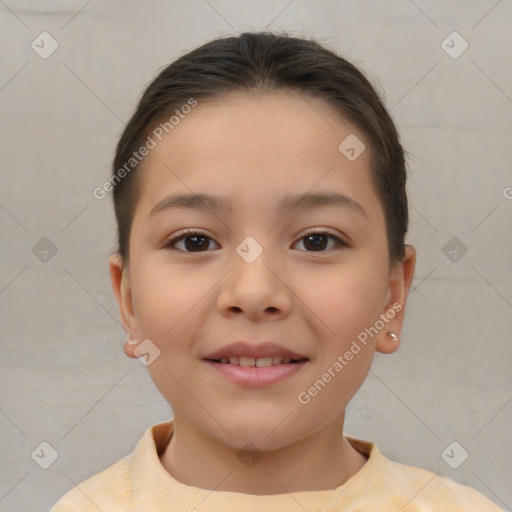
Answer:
[{"left": 0, "top": 1, "right": 511, "bottom": 510}]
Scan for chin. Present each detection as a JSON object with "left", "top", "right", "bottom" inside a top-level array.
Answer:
[{"left": 213, "top": 415, "right": 304, "bottom": 452}]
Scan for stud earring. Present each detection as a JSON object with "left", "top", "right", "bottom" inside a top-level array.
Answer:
[
  {"left": 386, "top": 332, "right": 398, "bottom": 342},
  {"left": 126, "top": 338, "right": 138, "bottom": 345}
]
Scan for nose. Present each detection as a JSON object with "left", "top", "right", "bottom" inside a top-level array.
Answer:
[{"left": 216, "top": 244, "right": 292, "bottom": 322}]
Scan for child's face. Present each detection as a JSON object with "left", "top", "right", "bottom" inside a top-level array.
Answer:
[{"left": 110, "top": 90, "right": 415, "bottom": 450}]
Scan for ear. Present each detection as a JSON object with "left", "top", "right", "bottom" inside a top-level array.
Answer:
[
  {"left": 375, "top": 245, "right": 416, "bottom": 354},
  {"left": 109, "top": 252, "right": 140, "bottom": 359}
]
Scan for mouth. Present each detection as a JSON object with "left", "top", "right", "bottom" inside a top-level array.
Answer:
[
  {"left": 204, "top": 355, "right": 308, "bottom": 366},
  {"left": 201, "top": 341, "right": 310, "bottom": 386},
  {"left": 202, "top": 353, "right": 310, "bottom": 387}
]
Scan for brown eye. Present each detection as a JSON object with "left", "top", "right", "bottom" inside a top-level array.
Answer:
[
  {"left": 163, "top": 232, "right": 218, "bottom": 252},
  {"left": 294, "top": 232, "right": 346, "bottom": 252}
]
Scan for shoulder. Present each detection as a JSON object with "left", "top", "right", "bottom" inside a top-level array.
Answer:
[
  {"left": 50, "top": 455, "right": 132, "bottom": 512},
  {"left": 50, "top": 420, "right": 172, "bottom": 511},
  {"left": 382, "top": 455, "right": 504, "bottom": 511},
  {"left": 346, "top": 437, "right": 504, "bottom": 511}
]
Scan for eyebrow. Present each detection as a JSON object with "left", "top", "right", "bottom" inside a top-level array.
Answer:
[{"left": 150, "top": 191, "right": 367, "bottom": 218}]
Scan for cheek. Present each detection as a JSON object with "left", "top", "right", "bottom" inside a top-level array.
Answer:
[
  {"left": 294, "top": 260, "right": 387, "bottom": 341},
  {"left": 300, "top": 266, "right": 384, "bottom": 415},
  {"left": 132, "top": 262, "right": 210, "bottom": 338},
  {"left": 131, "top": 264, "right": 207, "bottom": 405}
]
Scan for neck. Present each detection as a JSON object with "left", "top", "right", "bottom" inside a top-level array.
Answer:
[{"left": 159, "top": 414, "right": 368, "bottom": 495}]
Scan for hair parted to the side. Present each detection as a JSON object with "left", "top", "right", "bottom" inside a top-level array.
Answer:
[{"left": 111, "top": 31, "right": 409, "bottom": 266}]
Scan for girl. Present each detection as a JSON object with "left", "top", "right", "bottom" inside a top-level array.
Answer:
[{"left": 52, "top": 31, "right": 503, "bottom": 511}]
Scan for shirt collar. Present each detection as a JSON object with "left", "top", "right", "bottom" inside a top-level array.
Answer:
[{"left": 129, "top": 419, "right": 388, "bottom": 511}]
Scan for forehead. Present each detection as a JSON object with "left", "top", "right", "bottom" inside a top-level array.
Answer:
[{"left": 135, "top": 90, "right": 379, "bottom": 218}]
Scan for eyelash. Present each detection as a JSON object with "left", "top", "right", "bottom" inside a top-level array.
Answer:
[{"left": 161, "top": 229, "right": 348, "bottom": 253}]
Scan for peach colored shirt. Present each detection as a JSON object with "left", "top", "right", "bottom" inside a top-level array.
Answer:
[{"left": 51, "top": 420, "right": 504, "bottom": 511}]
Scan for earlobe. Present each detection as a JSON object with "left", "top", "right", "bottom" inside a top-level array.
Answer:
[
  {"left": 376, "top": 331, "right": 400, "bottom": 354},
  {"left": 375, "top": 245, "right": 416, "bottom": 354},
  {"left": 123, "top": 337, "right": 140, "bottom": 359},
  {"left": 108, "top": 253, "right": 140, "bottom": 358}
]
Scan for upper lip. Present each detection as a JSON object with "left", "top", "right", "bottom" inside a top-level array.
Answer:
[{"left": 203, "top": 342, "right": 308, "bottom": 361}]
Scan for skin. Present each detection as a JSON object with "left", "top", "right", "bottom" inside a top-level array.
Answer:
[{"left": 109, "top": 90, "right": 416, "bottom": 494}]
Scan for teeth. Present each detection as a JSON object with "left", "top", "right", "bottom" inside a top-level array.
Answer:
[
  {"left": 239, "top": 356, "right": 255, "bottom": 367},
  {"left": 256, "top": 357, "right": 272, "bottom": 367},
  {"left": 216, "top": 356, "right": 299, "bottom": 366}
]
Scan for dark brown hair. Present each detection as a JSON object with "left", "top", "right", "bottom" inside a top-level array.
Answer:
[{"left": 111, "top": 31, "right": 408, "bottom": 265}]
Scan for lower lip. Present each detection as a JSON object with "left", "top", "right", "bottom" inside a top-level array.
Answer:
[{"left": 203, "top": 360, "right": 308, "bottom": 387}]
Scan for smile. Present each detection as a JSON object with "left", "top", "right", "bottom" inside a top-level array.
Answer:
[{"left": 203, "top": 358, "right": 309, "bottom": 387}]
